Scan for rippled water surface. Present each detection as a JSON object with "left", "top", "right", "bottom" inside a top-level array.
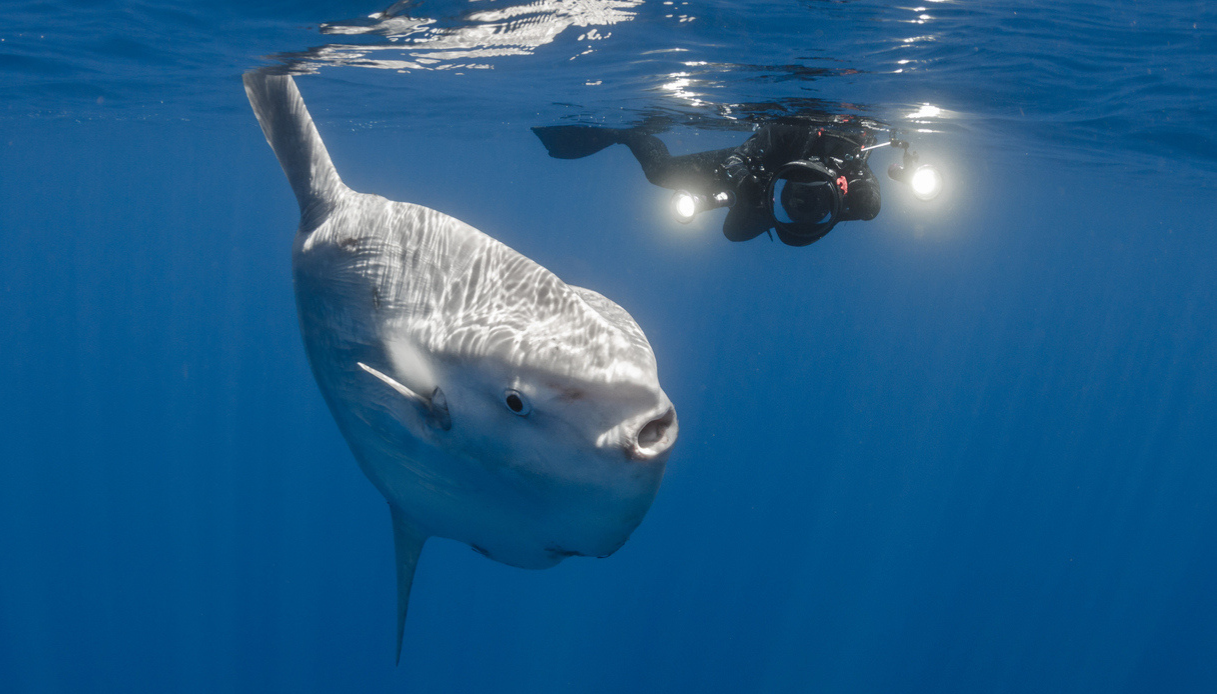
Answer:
[
  {"left": 2, "top": 2, "right": 1216, "bottom": 693},
  {"left": 6, "top": 0, "right": 1215, "bottom": 167}
]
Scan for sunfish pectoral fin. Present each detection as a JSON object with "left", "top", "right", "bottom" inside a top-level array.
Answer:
[
  {"left": 357, "top": 362, "right": 451, "bottom": 431},
  {"left": 358, "top": 361, "right": 424, "bottom": 401},
  {"left": 388, "top": 505, "right": 427, "bottom": 666}
]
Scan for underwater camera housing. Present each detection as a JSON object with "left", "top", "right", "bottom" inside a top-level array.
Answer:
[
  {"left": 767, "top": 159, "right": 845, "bottom": 241},
  {"left": 671, "top": 159, "right": 848, "bottom": 241},
  {"left": 667, "top": 124, "right": 942, "bottom": 241}
]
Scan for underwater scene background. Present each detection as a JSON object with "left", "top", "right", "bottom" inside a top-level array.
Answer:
[{"left": 2, "top": 1, "right": 1216, "bottom": 691}]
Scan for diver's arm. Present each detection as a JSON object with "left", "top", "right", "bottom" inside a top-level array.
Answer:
[
  {"left": 721, "top": 201, "right": 773, "bottom": 243},
  {"left": 721, "top": 129, "right": 779, "bottom": 207},
  {"left": 720, "top": 151, "right": 765, "bottom": 205}
]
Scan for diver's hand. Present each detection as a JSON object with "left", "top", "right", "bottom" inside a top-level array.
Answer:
[{"left": 736, "top": 173, "right": 767, "bottom": 208}]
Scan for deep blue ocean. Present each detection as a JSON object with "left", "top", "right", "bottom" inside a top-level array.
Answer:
[{"left": 3, "top": 1, "right": 1216, "bottom": 692}]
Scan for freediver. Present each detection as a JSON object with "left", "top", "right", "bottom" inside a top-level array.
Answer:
[{"left": 533, "top": 119, "right": 898, "bottom": 247}]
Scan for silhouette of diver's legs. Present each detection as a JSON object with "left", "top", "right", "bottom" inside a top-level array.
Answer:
[
  {"left": 533, "top": 125, "right": 772, "bottom": 242},
  {"left": 616, "top": 133, "right": 734, "bottom": 192},
  {"left": 618, "top": 133, "right": 770, "bottom": 242},
  {"left": 533, "top": 125, "right": 733, "bottom": 192}
]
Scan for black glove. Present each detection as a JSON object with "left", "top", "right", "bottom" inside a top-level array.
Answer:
[
  {"left": 721, "top": 154, "right": 767, "bottom": 208},
  {"left": 736, "top": 173, "right": 768, "bottom": 209}
]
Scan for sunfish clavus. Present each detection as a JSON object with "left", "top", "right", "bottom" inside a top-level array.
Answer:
[{"left": 242, "top": 73, "right": 678, "bottom": 661}]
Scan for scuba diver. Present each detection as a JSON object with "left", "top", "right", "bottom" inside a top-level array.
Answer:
[{"left": 533, "top": 119, "right": 941, "bottom": 247}]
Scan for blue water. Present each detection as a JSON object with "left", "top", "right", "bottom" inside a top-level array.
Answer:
[{"left": 2, "top": 1, "right": 1215, "bottom": 692}]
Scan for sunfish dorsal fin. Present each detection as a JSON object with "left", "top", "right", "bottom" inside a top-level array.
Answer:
[
  {"left": 242, "top": 72, "right": 344, "bottom": 225},
  {"left": 389, "top": 506, "right": 427, "bottom": 666}
]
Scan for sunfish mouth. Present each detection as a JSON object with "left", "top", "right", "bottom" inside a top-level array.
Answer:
[{"left": 627, "top": 406, "right": 678, "bottom": 461}]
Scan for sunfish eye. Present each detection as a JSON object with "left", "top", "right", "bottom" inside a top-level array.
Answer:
[{"left": 503, "top": 389, "right": 531, "bottom": 416}]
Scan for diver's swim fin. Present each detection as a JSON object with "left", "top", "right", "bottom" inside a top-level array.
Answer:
[{"left": 531, "top": 125, "right": 624, "bottom": 159}]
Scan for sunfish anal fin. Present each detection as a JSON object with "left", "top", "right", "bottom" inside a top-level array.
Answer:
[{"left": 389, "top": 505, "right": 427, "bottom": 666}]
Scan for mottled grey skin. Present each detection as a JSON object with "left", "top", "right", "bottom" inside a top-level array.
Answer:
[{"left": 243, "top": 73, "right": 677, "bottom": 661}]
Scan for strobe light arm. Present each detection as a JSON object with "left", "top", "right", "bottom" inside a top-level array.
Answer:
[
  {"left": 886, "top": 139, "right": 943, "bottom": 201},
  {"left": 672, "top": 189, "right": 737, "bottom": 223}
]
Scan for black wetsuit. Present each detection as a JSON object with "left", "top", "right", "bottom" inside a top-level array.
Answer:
[{"left": 614, "top": 124, "right": 881, "bottom": 246}]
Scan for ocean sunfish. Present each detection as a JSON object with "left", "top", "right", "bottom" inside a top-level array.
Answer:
[{"left": 242, "top": 73, "right": 678, "bottom": 661}]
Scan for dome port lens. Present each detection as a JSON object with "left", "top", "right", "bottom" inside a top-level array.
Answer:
[{"left": 768, "top": 160, "right": 842, "bottom": 238}]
